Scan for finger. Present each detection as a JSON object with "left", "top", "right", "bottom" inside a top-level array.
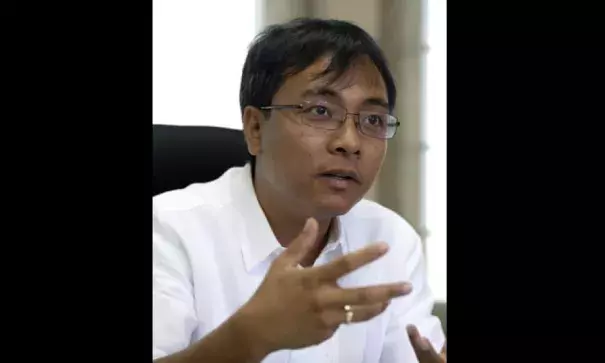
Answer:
[
  {"left": 274, "top": 217, "right": 318, "bottom": 268},
  {"left": 320, "top": 301, "right": 390, "bottom": 327},
  {"left": 406, "top": 325, "right": 443, "bottom": 362},
  {"left": 312, "top": 242, "right": 389, "bottom": 281},
  {"left": 318, "top": 283, "right": 412, "bottom": 307}
]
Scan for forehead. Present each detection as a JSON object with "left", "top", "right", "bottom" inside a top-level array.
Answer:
[{"left": 277, "top": 55, "right": 388, "bottom": 103}]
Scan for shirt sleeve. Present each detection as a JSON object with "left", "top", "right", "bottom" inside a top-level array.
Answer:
[
  {"left": 379, "top": 232, "right": 446, "bottom": 363},
  {"left": 153, "top": 209, "right": 198, "bottom": 360}
]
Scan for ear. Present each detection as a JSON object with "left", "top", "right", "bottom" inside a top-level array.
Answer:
[{"left": 242, "top": 105, "right": 265, "bottom": 157}]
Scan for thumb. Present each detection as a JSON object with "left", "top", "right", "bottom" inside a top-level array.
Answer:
[{"left": 277, "top": 217, "right": 318, "bottom": 268}]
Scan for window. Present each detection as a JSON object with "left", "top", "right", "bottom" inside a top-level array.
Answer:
[
  {"left": 153, "top": 0, "right": 259, "bottom": 129},
  {"left": 423, "top": 0, "right": 447, "bottom": 301}
]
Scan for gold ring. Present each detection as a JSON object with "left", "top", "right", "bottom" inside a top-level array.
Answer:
[{"left": 344, "top": 304, "right": 353, "bottom": 324}]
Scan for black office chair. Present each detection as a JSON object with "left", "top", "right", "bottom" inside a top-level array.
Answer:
[
  {"left": 153, "top": 124, "right": 250, "bottom": 196},
  {"left": 432, "top": 301, "right": 446, "bottom": 336}
]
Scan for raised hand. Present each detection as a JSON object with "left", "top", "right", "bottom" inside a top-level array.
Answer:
[
  {"left": 237, "top": 217, "right": 413, "bottom": 355},
  {"left": 407, "top": 325, "right": 446, "bottom": 363}
]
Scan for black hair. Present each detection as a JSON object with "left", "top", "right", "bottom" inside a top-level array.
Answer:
[{"left": 239, "top": 17, "right": 397, "bottom": 175}]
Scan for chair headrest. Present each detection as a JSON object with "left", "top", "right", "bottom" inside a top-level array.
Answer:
[{"left": 153, "top": 124, "right": 250, "bottom": 196}]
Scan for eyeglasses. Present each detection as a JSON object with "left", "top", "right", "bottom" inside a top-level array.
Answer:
[{"left": 260, "top": 100, "right": 400, "bottom": 140}]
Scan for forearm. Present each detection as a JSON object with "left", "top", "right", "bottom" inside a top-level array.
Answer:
[{"left": 154, "top": 312, "right": 269, "bottom": 363}]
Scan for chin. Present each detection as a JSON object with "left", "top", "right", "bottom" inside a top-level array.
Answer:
[{"left": 314, "top": 195, "right": 360, "bottom": 217}]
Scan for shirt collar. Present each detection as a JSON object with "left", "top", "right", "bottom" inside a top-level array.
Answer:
[
  {"left": 234, "top": 163, "right": 345, "bottom": 272},
  {"left": 323, "top": 217, "right": 343, "bottom": 254}
]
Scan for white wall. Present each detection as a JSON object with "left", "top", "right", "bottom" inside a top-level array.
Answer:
[{"left": 153, "top": 0, "right": 258, "bottom": 129}]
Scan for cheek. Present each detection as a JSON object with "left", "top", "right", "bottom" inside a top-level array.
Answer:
[
  {"left": 364, "top": 142, "right": 387, "bottom": 172},
  {"left": 277, "top": 123, "right": 323, "bottom": 162},
  {"left": 262, "top": 122, "right": 321, "bottom": 179},
  {"left": 273, "top": 128, "right": 322, "bottom": 192}
]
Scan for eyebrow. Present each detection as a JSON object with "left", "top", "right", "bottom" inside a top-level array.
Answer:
[{"left": 301, "top": 86, "right": 390, "bottom": 110}]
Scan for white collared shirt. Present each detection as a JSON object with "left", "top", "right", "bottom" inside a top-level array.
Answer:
[{"left": 153, "top": 164, "right": 445, "bottom": 363}]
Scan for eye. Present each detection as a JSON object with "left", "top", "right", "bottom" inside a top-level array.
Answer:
[
  {"left": 364, "top": 114, "right": 385, "bottom": 127},
  {"left": 302, "top": 104, "right": 333, "bottom": 120},
  {"left": 309, "top": 106, "right": 330, "bottom": 117}
]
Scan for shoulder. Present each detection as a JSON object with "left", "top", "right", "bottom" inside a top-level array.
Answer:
[
  {"left": 152, "top": 167, "right": 249, "bottom": 252},
  {"left": 341, "top": 199, "right": 423, "bottom": 269},
  {"left": 153, "top": 166, "right": 242, "bottom": 221},
  {"left": 343, "top": 198, "right": 420, "bottom": 247},
  {"left": 152, "top": 167, "right": 247, "bottom": 269}
]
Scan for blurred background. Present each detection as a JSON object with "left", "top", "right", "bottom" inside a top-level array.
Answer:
[{"left": 153, "top": 0, "right": 446, "bottom": 303}]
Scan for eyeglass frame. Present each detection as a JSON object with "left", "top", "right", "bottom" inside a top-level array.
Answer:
[{"left": 258, "top": 101, "right": 401, "bottom": 140}]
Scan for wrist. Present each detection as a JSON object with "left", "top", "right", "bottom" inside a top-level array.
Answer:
[{"left": 228, "top": 307, "right": 273, "bottom": 362}]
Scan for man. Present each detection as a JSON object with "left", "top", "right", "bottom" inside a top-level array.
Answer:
[{"left": 153, "top": 17, "right": 446, "bottom": 363}]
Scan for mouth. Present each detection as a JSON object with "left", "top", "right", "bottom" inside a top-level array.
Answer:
[{"left": 317, "top": 169, "right": 361, "bottom": 184}]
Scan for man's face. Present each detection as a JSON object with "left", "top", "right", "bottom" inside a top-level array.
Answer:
[{"left": 246, "top": 56, "right": 389, "bottom": 218}]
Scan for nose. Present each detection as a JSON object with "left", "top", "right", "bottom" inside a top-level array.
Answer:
[{"left": 328, "top": 114, "right": 361, "bottom": 157}]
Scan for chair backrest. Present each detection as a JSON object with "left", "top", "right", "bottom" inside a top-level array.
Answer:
[
  {"left": 152, "top": 124, "right": 250, "bottom": 196},
  {"left": 432, "top": 301, "right": 447, "bottom": 336}
]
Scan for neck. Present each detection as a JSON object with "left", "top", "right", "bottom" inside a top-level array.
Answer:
[{"left": 253, "top": 173, "right": 332, "bottom": 266}]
